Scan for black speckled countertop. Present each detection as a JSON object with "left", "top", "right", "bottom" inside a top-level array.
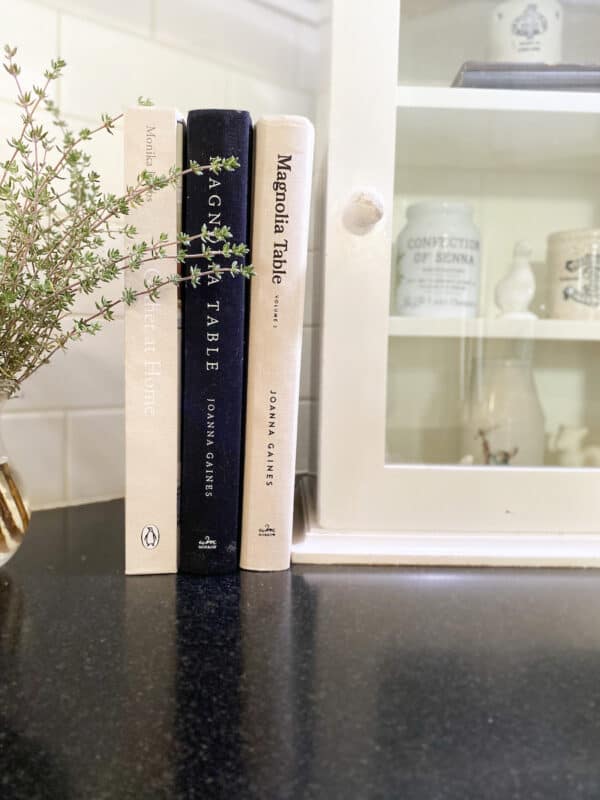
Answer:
[{"left": 2, "top": 502, "right": 600, "bottom": 799}]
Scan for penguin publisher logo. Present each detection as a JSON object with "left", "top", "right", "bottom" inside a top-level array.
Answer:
[{"left": 141, "top": 524, "right": 160, "bottom": 550}]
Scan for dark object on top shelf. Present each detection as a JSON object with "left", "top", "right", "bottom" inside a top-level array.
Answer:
[{"left": 453, "top": 62, "right": 600, "bottom": 91}]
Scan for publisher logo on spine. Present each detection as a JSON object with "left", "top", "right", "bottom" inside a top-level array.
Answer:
[
  {"left": 258, "top": 524, "right": 276, "bottom": 537},
  {"left": 141, "top": 524, "right": 160, "bottom": 550},
  {"left": 198, "top": 535, "right": 217, "bottom": 551}
]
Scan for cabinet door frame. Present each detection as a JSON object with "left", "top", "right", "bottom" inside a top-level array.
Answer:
[{"left": 313, "top": 0, "right": 600, "bottom": 560}]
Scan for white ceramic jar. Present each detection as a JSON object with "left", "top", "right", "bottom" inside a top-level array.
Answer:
[
  {"left": 490, "top": 0, "right": 563, "bottom": 63},
  {"left": 395, "top": 202, "right": 481, "bottom": 319},
  {"left": 548, "top": 228, "right": 600, "bottom": 320}
]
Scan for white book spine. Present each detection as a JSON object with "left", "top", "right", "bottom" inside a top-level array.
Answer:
[
  {"left": 240, "top": 116, "right": 315, "bottom": 572},
  {"left": 124, "top": 108, "right": 182, "bottom": 575}
]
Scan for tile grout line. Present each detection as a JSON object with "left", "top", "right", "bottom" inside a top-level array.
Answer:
[
  {"left": 4, "top": 406, "right": 125, "bottom": 417},
  {"left": 249, "top": 0, "right": 321, "bottom": 27},
  {"left": 0, "top": 99, "right": 100, "bottom": 128},
  {"left": 25, "top": 0, "right": 154, "bottom": 39},
  {"left": 32, "top": 493, "right": 125, "bottom": 511}
]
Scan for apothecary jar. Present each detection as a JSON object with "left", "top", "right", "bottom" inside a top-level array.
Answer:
[{"left": 395, "top": 202, "right": 481, "bottom": 320}]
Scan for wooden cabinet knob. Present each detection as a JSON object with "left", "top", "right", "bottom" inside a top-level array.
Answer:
[{"left": 343, "top": 188, "right": 385, "bottom": 234}]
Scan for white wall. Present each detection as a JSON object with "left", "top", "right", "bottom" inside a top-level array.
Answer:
[{"left": 1, "top": 0, "right": 322, "bottom": 508}]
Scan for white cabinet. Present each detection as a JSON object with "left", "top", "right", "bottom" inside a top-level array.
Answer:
[{"left": 294, "top": 0, "right": 600, "bottom": 566}]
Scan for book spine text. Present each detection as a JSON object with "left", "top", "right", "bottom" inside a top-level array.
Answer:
[
  {"left": 124, "top": 107, "right": 182, "bottom": 575},
  {"left": 240, "top": 116, "right": 315, "bottom": 572},
  {"left": 179, "top": 109, "right": 252, "bottom": 574}
]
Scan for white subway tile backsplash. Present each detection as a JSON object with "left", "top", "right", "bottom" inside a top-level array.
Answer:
[
  {"left": 6, "top": 0, "right": 322, "bottom": 509},
  {"left": 54, "top": 0, "right": 152, "bottom": 35},
  {"left": 254, "top": 0, "right": 324, "bottom": 26},
  {"left": 0, "top": 1, "right": 58, "bottom": 103},
  {"left": 2, "top": 412, "right": 66, "bottom": 508},
  {"left": 227, "top": 73, "right": 313, "bottom": 122},
  {"left": 0, "top": 102, "right": 23, "bottom": 161},
  {"left": 67, "top": 410, "right": 125, "bottom": 502},
  {"left": 8, "top": 319, "right": 124, "bottom": 412},
  {"left": 73, "top": 114, "right": 124, "bottom": 196},
  {"left": 60, "top": 15, "right": 229, "bottom": 119},
  {"left": 294, "top": 23, "right": 320, "bottom": 92},
  {"left": 155, "top": 0, "right": 299, "bottom": 89}
]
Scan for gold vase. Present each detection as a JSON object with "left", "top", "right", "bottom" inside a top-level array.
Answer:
[{"left": 0, "top": 390, "right": 30, "bottom": 566}]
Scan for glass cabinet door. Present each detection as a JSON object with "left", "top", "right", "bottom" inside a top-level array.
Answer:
[
  {"left": 311, "top": 0, "right": 600, "bottom": 559},
  {"left": 387, "top": 0, "right": 600, "bottom": 475}
]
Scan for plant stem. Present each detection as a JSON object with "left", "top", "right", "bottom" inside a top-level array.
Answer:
[{"left": 18, "top": 266, "right": 244, "bottom": 384}]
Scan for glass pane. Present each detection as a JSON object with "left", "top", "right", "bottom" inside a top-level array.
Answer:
[
  {"left": 387, "top": 2, "right": 600, "bottom": 469},
  {"left": 398, "top": 0, "right": 600, "bottom": 88}
]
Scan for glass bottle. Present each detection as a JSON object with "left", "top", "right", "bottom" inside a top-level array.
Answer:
[{"left": 461, "top": 358, "right": 546, "bottom": 466}]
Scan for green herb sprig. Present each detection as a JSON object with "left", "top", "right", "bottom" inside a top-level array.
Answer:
[{"left": 0, "top": 46, "right": 253, "bottom": 397}]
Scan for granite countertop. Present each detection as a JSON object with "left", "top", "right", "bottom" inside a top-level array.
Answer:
[{"left": 2, "top": 502, "right": 600, "bottom": 799}]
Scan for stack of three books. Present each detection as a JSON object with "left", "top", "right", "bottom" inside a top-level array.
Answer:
[{"left": 123, "top": 107, "right": 314, "bottom": 576}]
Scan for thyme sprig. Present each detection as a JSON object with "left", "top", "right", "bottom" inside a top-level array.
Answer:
[{"left": 0, "top": 46, "right": 253, "bottom": 396}]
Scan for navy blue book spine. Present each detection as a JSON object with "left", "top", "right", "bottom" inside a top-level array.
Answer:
[{"left": 179, "top": 109, "right": 252, "bottom": 574}]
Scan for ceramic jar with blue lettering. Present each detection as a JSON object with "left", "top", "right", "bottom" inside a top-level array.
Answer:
[
  {"left": 490, "top": 0, "right": 563, "bottom": 63},
  {"left": 395, "top": 202, "right": 481, "bottom": 319}
]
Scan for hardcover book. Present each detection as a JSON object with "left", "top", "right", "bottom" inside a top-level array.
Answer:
[
  {"left": 240, "top": 115, "right": 315, "bottom": 572},
  {"left": 124, "top": 107, "right": 183, "bottom": 575},
  {"left": 452, "top": 61, "right": 600, "bottom": 91},
  {"left": 179, "top": 109, "right": 252, "bottom": 574}
]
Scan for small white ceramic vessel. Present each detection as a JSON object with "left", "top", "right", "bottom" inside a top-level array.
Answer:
[
  {"left": 548, "top": 425, "right": 600, "bottom": 468},
  {"left": 490, "top": 0, "right": 563, "bottom": 63}
]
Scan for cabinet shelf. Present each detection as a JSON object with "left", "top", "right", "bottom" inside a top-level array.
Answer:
[
  {"left": 388, "top": 316, "right": 600, "bottom": 341},
  {"left": 395, "top": 86, "right": 600, "bottom": 173},
  {"left": 396, "top": 85, "right": 600, "bottom": 115}
]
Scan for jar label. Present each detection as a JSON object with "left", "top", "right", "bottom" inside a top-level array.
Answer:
[
  {"left": 511, "top": 4, "right": 548, "bottom": 52},
  {"left": 397, "top": 235, "right": 480, "bottom": 315},
  {"left": 560, "top": 253, "right": 600, "bottom": 308}
]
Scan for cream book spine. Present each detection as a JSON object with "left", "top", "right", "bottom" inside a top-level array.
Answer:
[
  {"left": 124, "top": 107, "right": 182, "bottom": 575},
  {"left": 240, "top": 115, "right": 315, "bottom": 572}
]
